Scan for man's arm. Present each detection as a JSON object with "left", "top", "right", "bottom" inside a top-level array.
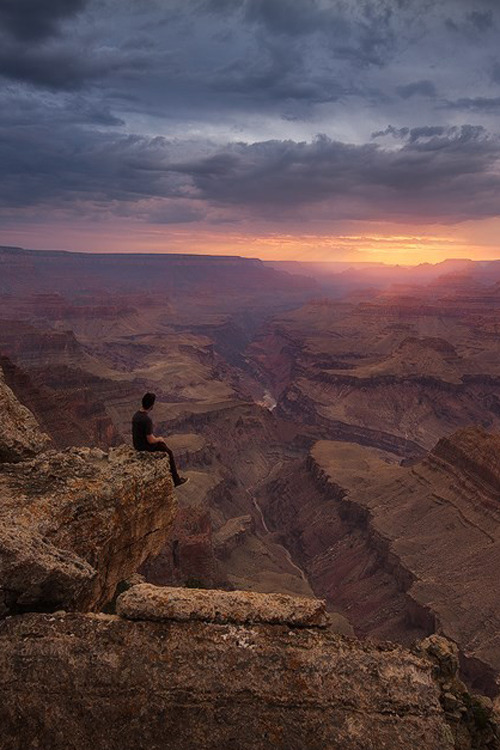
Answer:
[
  {"left": 145, "top": 415, "right": 164, "bottom": 444},
  {"left": 146, "top": 433, "right": 164, "bottom": 445}
]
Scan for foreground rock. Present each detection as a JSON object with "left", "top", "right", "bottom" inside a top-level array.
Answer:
[
  {"left": 418, "top": 635, "right": 500, "bottom": 750},
  {"left": 0, "top": 447, "right": 176, "bottom": 615},
  {"left": 0, "top": 361, "right": 51, "bottom": 462},
  {"left": 0, "top": 608, "right": 461, "bottom": 750},
  {"left": 117, "top": 583, "right": 329, "bottom": 627}
]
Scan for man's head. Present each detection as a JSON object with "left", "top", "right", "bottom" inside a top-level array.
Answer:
[{"left": 141, "top": 392, "right": 156, "bottom": 410}]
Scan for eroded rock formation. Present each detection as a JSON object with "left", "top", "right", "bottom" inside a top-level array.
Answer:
[
  {"left": 0, "top": 357, "right": 177, "bottom": 616},
  {"left": 0, "top": 447, "right": 176, "bottom": 615},
  {"left": 262, "top": 427, "right": 500, "bottom": 697}
]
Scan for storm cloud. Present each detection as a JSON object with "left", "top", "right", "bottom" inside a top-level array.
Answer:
[
  {"left": 1, "top": 120, "right": 499, "bottom": 227},
  {"left": 2, "top": 0, "right": 500, "bottom": 243},
  {"left": 0, "top": 0, "right": 89, "bottom": 42}
]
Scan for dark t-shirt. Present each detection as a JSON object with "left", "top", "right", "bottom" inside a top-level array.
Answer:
[{"left": 132, "top": 410, "right": 153, "bottom": 451}]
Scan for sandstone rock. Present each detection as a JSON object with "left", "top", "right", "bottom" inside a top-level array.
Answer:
[
  {"left": 0, "top": 447, "right": 177, "bottom": 615},
  {"left": 0, "top": 610, "right": 456, "bottom": 750},
  {"left": 0, "top": 520, "right": 95, "bottom": 614},
  {"left": 0, "top": 362, "right": 51, "bottom": 462},
  {"left": 117, "top": 583, "right": 329, "bottom": 627},
  {"left": 419, "top": 634, "right": 460, "bottom": 681},
  {"left": 417, "top": 635, "right": 500, "bottom": 750}
]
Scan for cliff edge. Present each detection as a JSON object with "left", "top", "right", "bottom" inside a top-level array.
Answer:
[{"left": 0, "top": 362, "right": 177, "bottom": 616}]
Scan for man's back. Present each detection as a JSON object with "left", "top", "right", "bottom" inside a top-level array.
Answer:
[{"left": 132, "top": 410, "right": 153, "bottom": 451}]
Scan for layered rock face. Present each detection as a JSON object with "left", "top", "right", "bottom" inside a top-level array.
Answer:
[
  {"left": 0, "top": 362, "right": 51, "bottom": 462},
  {"left": 263, "top": 427, "right": 500, "bottom": 696},
  {"left": 0, "top": 585, "right": 487, "bottom": 750},
  {"left": 248, "top": 294, "right": 500, "bottom": 456},
  {"left": 0, "top": 347, "right": 124, "bottom": 450}
]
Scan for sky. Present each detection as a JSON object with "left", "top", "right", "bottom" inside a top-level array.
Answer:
[{"left": 1, "top": 0, "right": 500, "bottom": 263}]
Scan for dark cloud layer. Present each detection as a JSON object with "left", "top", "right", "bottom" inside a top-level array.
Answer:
[
  {"left": 1, "top": 121, "right": 499, "bottom": 226},
  {"left": 170, "top": 128, "right": 500, "bottom": 221},
  {"left": 1, "top": 0, "right": 500, "bottom": 235},
  {"left": 0, "top": 0, "right": 88, "bottom": 42}
]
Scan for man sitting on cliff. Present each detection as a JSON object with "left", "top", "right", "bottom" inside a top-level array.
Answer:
[{"left": 132, "top": 392, "right": 188, "bottom": 487}]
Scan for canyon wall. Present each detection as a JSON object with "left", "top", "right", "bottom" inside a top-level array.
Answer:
[{"left": 261, "top": 428, "right": 500, "bottom": 697}]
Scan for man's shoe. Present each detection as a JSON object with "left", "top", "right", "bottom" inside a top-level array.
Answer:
[{"left": 174, "top": 477, "right": 189, "bottom": 487}]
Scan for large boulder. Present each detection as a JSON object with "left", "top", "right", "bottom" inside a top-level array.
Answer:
[
  {"left": 117, "top": 583, "right": 329, "bottom": 627},
  {"left": 0, "top": 447, "right": 176, "bottom": 615}
]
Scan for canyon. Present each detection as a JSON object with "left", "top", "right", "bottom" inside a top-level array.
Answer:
[
  {"left": 2, "top": 245, "right": 500, "bottom": 733},
  {"left": 0, "top": 361, "right": 498, "bottom": 749}
]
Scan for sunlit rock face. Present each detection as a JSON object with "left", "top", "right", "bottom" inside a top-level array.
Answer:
[{"left": 0, "top": 446, "right": 177, "bottom": 616}]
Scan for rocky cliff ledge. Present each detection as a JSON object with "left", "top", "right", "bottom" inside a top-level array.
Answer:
[
  {"left": 0, "top": 365, "right": 177, "bottom": 616},
  {"left": 2, "top": 583, "right": 497, "bottom": 750},
  {"left": 0, "top": 447, "right": 177, "bottom": 615}
]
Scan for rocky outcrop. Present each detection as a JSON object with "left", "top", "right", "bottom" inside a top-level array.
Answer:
[
  {"left": 0, "top": 447, "right": 176, "bottom": 615},
  {"left": 0, "top": 361, "right": 51, "bottom": 462},
  {"left": 418, "top": 635, "right": 500, "bottom": 750},
  {"left": 117, "top": 583, "right": 329, "bottom": 627},
  {"left": 0, "top": 520, "right": 95, "bottom": 618},
  {"left": 0, "top": 598, "right": 469, "bottom": 750}
]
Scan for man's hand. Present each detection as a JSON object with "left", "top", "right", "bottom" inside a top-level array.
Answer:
[{"left": 147, "top": 433, "right": 163, "bottom": 445}]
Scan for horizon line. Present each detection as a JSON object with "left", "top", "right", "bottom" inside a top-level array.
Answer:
[{"left": 2, "top": 244, "right": 495, "bottom": 268}]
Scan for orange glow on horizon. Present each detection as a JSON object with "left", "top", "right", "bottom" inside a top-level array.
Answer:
[{"left": 2, "top": 217, "right": 500, "bottom": 266}]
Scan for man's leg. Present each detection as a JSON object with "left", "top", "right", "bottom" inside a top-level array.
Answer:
[{"left": 149, "top": 441, "right": 182, "bottom": 485}]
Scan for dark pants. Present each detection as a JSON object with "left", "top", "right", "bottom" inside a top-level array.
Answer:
[{"left": 147, "top": 442, "right": 181, "bottom": 484}]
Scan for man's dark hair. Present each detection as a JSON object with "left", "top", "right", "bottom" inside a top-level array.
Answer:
[{"left": 142, "top": 392, "right": 156, "bottom": 410}]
